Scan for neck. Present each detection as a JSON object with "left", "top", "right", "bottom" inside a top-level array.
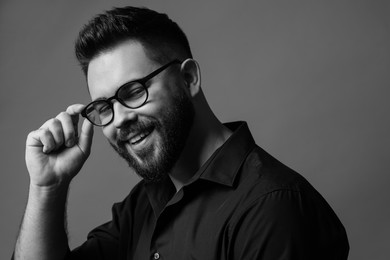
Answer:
[{"left": 169, "top": 99, "right": 232, "bottom": 191}]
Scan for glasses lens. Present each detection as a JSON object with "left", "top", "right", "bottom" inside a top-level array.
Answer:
[
  {"left": 86, "top": 101, "right": 113, "bottom": 126},
  {"left": 118, "top": 82, "right": 147, "bottom": 108}
]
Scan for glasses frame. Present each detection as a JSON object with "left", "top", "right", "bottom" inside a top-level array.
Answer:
[{"left": 81, "top": 59, "right": 182, "bottom": 127}]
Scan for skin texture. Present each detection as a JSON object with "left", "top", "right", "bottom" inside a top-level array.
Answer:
[
  {"left": 14, "top": 40, "right": 232, "bottom": 260},
  {"left": 15, "top": 104, "right": 94, "bottom": 260},
  {"left": 87, "top": 40, "right": 232, "bottom": 189},
  {"left": 87, "top": 42, "right": 195, "bottom": 182},
  {"left": 25, "top": 105, "right": 94, "bottom": 187}
]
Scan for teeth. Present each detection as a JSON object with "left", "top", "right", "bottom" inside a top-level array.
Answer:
[{"left": 130, "top": 130, "right": 150, "bottom": 144}]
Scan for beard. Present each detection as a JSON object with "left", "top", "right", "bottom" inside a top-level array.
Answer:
[{"left": 110, "top": 89, "right": 195, "bottom": 183}]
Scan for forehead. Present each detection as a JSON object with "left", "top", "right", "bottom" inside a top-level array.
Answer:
[{"left": 87, "top": 41, "right": 156, "bottom": 100}]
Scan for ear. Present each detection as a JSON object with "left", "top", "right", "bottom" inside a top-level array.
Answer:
[{"left": 180, "top": 58, "right": 201, "bottom": 97}]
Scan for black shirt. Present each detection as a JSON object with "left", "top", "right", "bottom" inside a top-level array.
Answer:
[{"left": 69, "top": 121, "right": 349, "bottom": 260}]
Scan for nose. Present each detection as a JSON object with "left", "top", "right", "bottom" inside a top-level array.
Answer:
[{"left": 112, "top": 101, "right": 137, "bottom": 128}]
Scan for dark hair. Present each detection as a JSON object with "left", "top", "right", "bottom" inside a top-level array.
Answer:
[{"left": 75, "top": 6, "right": 193, "bottom": 76}]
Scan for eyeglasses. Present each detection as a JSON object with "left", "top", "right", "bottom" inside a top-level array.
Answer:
[{"left": 81, "top": 59, "right": 182, "bottom": 127}]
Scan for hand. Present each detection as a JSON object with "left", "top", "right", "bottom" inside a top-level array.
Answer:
[{"left": 25, "top": 104, "right": 94, "bottom": 189}]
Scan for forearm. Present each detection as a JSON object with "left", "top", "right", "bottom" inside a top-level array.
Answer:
[{"left": 14, "top": 183, "right": 70, "bottom": 260}]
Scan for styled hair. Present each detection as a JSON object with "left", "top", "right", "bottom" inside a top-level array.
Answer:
[{"left": 75, "top": 6, "right": 193, "bottom": 76}]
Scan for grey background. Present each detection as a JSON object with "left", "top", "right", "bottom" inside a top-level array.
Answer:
[{"left": 1, "top": 0, "right": 389, "bottom": 259}]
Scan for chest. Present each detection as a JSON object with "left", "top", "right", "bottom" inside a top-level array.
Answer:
[{"left": 124, "top": 183, "right": 241, "bottom": 260}]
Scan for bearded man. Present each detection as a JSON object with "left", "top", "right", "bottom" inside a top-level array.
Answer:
[{"left": 13, "top": 6, "right": 349, "bottom": 260}]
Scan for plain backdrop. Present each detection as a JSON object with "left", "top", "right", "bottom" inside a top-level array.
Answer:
[{"left": 1, "top": 0, "right": 389, "bottom": 259}]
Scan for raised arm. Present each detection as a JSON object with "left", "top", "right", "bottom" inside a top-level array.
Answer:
[{"left": 13, "top": 104, "right": 94, "bottom": 260}]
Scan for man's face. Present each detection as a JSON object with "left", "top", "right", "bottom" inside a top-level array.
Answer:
[{"left": 87, "top": 41, "right": 194, "bottom": 182}]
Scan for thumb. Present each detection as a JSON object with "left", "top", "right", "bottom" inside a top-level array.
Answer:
[{"left": 77, "top": 118, "right": 94, "bottom": 157}]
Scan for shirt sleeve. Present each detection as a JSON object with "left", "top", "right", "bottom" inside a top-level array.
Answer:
[
  {"left": 228, "top": 189, "right": 349, "bottom": 260},
  {"left": 10, "top": 217, "right": 120, "bottom": 260},
  {"left": 10, "top": 212, "right": 120, "bottom": 260},
  {"left": 66, "top": 203, "right": 122, "bottom": 260}
]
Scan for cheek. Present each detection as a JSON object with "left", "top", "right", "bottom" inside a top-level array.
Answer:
[
  {"left": 102, "top": 126, "right": 116, "bottom": 144},
  {"left": 147, "top": 83, "right": 178, "bottom": 111}
]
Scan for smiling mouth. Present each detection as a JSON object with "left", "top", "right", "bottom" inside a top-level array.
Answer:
[
  {"left": 129, "top": 127, "right": 154, "bottom": 145},
  {"left": 130, "top": 130, "right": 151, "bottom": 144}
]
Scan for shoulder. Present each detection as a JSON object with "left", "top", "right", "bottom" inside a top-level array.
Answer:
[
  {"left": 230, "top": 145, "right": 348, "bottom": 248},
  {"left": 233, "top": 145, "right": 346, "bottom": 231},
  {"left": 237, "top": 145, "right": 315, "bottom": 201}
]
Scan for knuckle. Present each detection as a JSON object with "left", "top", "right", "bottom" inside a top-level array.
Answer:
[
  {"left": 45, "top": 118, "right": 60, "bottom": 129},
  {"left": 57, "top": 111, "right": 69, "bottom": 120},
  {"left": 57, "top": 112, "right": 75, "bottom": 128},
  {"left": 40, "top": 128, "right": 52, "bottom": 138},
  {"left": 49, "top": 122, "right": 63, "bottom": 135},
  {"left": 26, "top": 130, "right": 37, "bottom": 142},
  {"left": 52, "top": 117, "right": 61, "bottom": 124},
  {"left": 65, "top": 128, "right": 75, "bottom": 139},
  {"left": 47, "top": 117, "right": 56, "bottom": 124},
  {"left": 27, "top": 130, "right": 36, "bottom": 138}
]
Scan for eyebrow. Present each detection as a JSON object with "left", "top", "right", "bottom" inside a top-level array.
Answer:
[
  {"left": 90, "top": 59, "right": 179, "bottom": 102},
  {"left": 92, "top": 96, "right": 108, "bottom": 102},
  {"left": 91, "top": 78, "right": 137, "bottom": 102}
]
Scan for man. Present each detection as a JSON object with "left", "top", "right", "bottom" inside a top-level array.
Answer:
[{"left": 13, "top": 6, "right": 349, "bottom": 260}]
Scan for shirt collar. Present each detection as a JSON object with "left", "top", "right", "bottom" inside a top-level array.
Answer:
[
  {"left": 193, "top": 121, "right": 257, "bottom": 187},
  {"left": 144, "top": 121, "right": 256, "bottom": 216}
]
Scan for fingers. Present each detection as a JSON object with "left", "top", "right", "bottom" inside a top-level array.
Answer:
[
  {"left": 66, "top": 104, "right": 86, "bottom": 137},
  {"left": 40, "top": 118, "right": 65, "bottom": 152},
  {"left": 27, "top": 104, "right": 90, "bottom": 154},
  {"left": 26, "top": 128, "right": 56, "bottom": 153},
  {"left": 56, "top": 112, "right": 76, "bottom": 147},
  {"left": 77, "top": 118, "right": 94, "bottom": 157},
  {"left": 66, "top": 103, "right": 85, "bottom": 114}
]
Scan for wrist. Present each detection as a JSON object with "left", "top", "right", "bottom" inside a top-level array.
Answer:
[{"left": 28, "top": 182, "right": 70, "bottom": 207}]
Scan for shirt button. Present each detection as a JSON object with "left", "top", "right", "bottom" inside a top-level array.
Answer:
[{"left": 153, "top": 252, "right": 160, "bottom": 259}]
